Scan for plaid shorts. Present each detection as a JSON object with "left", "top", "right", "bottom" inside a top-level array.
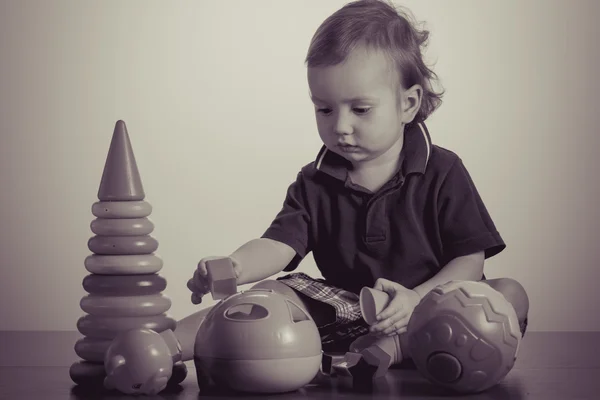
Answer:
[
  {"left": 277, "top": 272, "right": 528, "bottom": 352},
  {"left": 277, "top": 272, "right": 370, "bottom": 352}
]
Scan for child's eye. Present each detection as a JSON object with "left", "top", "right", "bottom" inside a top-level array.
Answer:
[
  {"left": 317, "top": 108, "right": 332, "bottom": 115},
  {"left": 353, "top": 107, "right": 371, "bottom": 115}
]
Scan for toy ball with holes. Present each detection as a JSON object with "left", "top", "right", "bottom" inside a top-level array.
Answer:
[
  {"left": 193, "top": 288, "right": 322, "bottom": 393},
  {"left": 406, "top": 280, "right": 522, "bottom": 394}
]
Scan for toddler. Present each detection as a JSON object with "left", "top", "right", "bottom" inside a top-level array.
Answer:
[{"left": 183, "top": 0, "right": 529, "bottom": 367}]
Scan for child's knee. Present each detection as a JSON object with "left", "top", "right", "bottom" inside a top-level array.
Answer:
[{"left": 484, "top": 278, "right": 529, "bottom": 321}]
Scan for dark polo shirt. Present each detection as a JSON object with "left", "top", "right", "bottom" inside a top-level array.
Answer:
[{"left": 262, "top": 122, "right": 505, "bottom": 295}]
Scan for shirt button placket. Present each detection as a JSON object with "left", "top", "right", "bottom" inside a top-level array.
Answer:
[
  {"left": 364, "top": 196, "right": 387, "bottom": 244},
  {"left": 363, "top": 178, "right": 404, "bottom": 245}
]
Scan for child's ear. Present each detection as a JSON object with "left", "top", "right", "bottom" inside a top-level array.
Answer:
[{"left": 400, "top": 84, "right": 423, "bottom": 124}]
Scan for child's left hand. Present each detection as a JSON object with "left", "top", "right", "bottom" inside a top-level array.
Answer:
[{"left": 369, "top": 278, "right": 422, "bottom": 337}]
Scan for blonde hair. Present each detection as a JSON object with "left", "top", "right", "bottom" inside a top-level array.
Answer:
[{"left": 306, "top": 0, "right": 444, "bottom": 126}]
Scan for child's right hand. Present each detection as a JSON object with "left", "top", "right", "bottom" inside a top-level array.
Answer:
[{"left": 187, "top": 256, "right": 242, "bottom": 304}]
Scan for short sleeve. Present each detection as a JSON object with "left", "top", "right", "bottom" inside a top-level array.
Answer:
[
  {"left": 437, "top": 158, "right": 506, "bottom": 261},
  {"left": 261, "top": 171, "right": 311, "bottom": 271}
]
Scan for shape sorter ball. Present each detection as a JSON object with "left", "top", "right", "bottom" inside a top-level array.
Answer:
[
  {"left": 406, "top": 280, "right": 521, "bottom": 394},
  {"left": 194, "top": 288, "right": 322, "bottom": 393}
]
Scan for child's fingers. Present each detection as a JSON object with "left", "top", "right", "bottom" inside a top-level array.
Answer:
[
  {"left": 382, "top": 313, "right": 410, "bottom": 336},
  {"left": 186, "top": 278, "right": 196, "bottom": 292},
  {"left": 370, "top": 310, "right": 401, "bottom": 334},
  {"left": 188, "top": 270, "right": 210, "bottom": 300},
  {"left": 373, "top": 277, "right": 408, "bottom": 294},
  {"left": 370, "top": 320, "right": 393, "bottom": 336},
  {"left": 376, "top": 308, "right": 408, "bottom": 334},
  {"left": 192, "top": 268, "right": 209, "bottom": 291},
  {"left": 191, "top": 292, "right": 203, "bottom": 305},
  {"left": 187, "top": 276, "right": 205, "bottom": 292},
  {"left": 187, "top": 278, "right": 207, "bottom": 305},
  {"left": 230, "top": 257, "right": 242, "bottom": 279},
  {"left": 197, "top": 259, "right": 208, "bottom": 277},
  {"left": 376, "top": 301, "right": 403, "bottom": 321},
  {"left": 373, "top": 278, "right": 395, "bottom": 293},
  {"left": 390, "top": 326, "right": 408, "bottom": 337}
]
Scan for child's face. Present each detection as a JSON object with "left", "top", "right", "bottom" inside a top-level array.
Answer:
[{"left": 308, "top": 46, "right": 417, "bottom": 166}]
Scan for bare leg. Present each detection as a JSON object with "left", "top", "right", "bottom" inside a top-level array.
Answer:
[
  {"left": 482, "top": 277, "right": 530, "bottom": 334},
  {"left": 176, "top": 307, "right": 212, "bottom": 361}
]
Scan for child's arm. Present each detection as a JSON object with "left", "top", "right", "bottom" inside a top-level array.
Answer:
[
  {"left": 372, "top": 156, "right": 499, "bottom": 335},
  {"left": 191, "top": 169, "right": 309, "bottom": 304},
  {"left": 190, "top": 238, "right": 296, "bottom": 304},
  {"left": 370, "top": 251, "right": 484, "bottom": 336},
  {"left": 413, "top": 250, "right": 484, "bottom": 299},
  {"left": 229, "top": 238, "right": 296, "bottom": 285}
]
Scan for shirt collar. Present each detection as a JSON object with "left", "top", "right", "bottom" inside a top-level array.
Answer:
[{"left": 314, "top": 121, "right": 432, "bottom": 181}]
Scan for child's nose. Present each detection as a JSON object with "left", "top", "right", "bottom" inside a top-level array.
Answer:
[{"left": 334, "top": 113, "right": 353, "bottom": 136}]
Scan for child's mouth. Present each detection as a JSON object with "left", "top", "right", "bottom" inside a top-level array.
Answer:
[{"left": 338, "top": 144, "right": 361, "bottom": 153}]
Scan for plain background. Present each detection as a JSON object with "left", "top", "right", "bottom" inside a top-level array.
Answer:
[{"left": 0, "top": 0, "right": 598, "bottom": 332}]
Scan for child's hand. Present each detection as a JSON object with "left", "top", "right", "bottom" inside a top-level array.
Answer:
[
  {"left": 186, "top": 256, "right": 241, "bottom": 304},
  {"left": 369, "top": 278, "right": 421, "bottom": 337}
]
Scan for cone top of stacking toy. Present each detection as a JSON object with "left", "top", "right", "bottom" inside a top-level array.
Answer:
[{"left": 98, "top": 120, "right": 145, "bottom": 201}]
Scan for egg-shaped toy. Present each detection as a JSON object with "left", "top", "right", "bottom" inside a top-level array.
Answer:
[
  {"left": 194, "top": 288, "right": 322, "bottom": 393},
  {"left": 103, "top": 328, "right": 178, "bottom": 395},
  {"left": 407, "top": 280, "right": 521, "bottom": 394}
]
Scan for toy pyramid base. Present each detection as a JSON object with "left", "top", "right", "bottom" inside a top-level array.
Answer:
[{"left": 69, "top": 360, "right": 187, "bottom": 388}]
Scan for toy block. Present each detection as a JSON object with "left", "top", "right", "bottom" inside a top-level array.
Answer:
[
  {"left": 331, "top": 352, "right": 378, "bottom": 391},
  {"left": 331, "top": 352, "right": 365, "bottom": 377},
  {"left": 206, "top": 258, "right": 237, "bottom": 300},
  {"left": 360, "top": 344, "right": 392, "bottom": 380},
  {"left": 321, "top": 352, "right": 346, "bottom": 376}
]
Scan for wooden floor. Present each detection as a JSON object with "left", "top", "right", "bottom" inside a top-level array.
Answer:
[{"left": 0, "top": 331, "right": 598, "bottom": 399}]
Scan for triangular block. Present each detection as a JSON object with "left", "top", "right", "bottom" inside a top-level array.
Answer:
[{"left": 97, "top": 120, "right": 145, "bottom": 201}]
